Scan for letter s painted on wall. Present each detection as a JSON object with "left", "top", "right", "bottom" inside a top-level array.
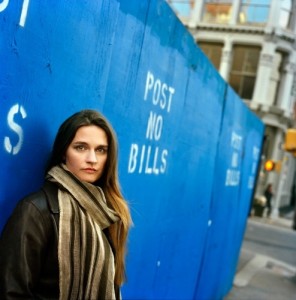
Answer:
[
  {"left": 4, "top": 104, "right": 27, "bottom": 155},
  {"left": 0, "top": 0, "right": 9, "bottom": 12}
]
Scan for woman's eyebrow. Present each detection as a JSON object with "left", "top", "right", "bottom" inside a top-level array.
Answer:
[
  {"left": 73, "top": 141, "right": 109, "bottom": 147},
  {"left": 72, "top": 141, "right": 88, "bottom": 145}
]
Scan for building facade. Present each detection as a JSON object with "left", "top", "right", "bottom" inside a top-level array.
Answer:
[{"left": 168, "top": 0, "right": 296, "bottom": 216}]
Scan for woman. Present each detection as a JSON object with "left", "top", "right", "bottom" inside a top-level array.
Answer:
[
  {"left": 0, "top": 110, "right": 132, "bottom": 299},
  {"left": 264, "top": 183, "right": 273, "bottom": 217}
]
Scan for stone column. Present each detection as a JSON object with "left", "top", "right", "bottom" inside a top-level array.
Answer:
[
  {"left": 251, "top": 43, "right": 276, "bottom": 108},
  {"left": 276, "top": 54, "right": 296, "bottom": 117},
  {"left": 188, "top": 0, "right": 204, "bottom": 28},
  {"left": 267, "top": 52, "right": 281, "bottom": 107},
  {"left": 229, "top": 0, "right": 241, "bottom": 25},
  {"left": 290, "top": 0, "right": 296, "bottom": 32},
  {"left": 219, "top": 38, "right": 232, "bottom": 81},
  {"left": 267, "top": 0, "right": 281, "bottom": 29}
]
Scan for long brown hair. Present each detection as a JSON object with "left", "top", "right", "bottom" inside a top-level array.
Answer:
[{"left": 47, "top": 109, "right": 132, "bottom": 285}]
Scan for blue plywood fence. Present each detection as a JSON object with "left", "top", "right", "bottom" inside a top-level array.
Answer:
[{"left": 0, "top": 1, "right": 264, "bottom": 299}]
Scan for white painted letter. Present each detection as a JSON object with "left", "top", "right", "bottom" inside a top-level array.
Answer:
[
  {"left": 4, "top": 104, "right": 27, "bottom": 155},
  {"left": 152, "top": 79, "right": 161, "bottom": 106},
  {"left": 167, "top": 87, "right": 175, "bottom": 113},
  {"left": 160, "top": 83, "right": 168, "bottom": 110},
  {"left": 19, "top": 0, "right": 30, "bottom": 27},
  {"left": 153, "top": 147, "right": 159, "bottom": 175},
  {"left": 146, "top": 111, "right": 157, "bottom": 140},
  {"left": 160, "top": 149, "right": 168, "bottom": 173},
  {"left": 145, "top": 146, "right": 153, "bottom": 174},
  {"left": 154, "top": 115, "right": 163, "bottom": 141},
  {"left": 139, "top": 145, "right": 146, "bottom": 173},
  {"left": 0, "top": 0, "right": 9, "bottom": 12},
  {"left": 128, "top": 144, "right": 138, "bottom": 173},
  {"left": 144, "top": 71, "right": 154, "bottom": 101}
]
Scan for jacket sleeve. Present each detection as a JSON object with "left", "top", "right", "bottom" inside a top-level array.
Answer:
[{"left": 0, "top": 194, "right": 51, "bottom": 299}]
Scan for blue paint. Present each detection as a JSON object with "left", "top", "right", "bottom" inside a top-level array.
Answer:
[
  {"left": 0, "top": 1, "right": 264, "bottom": 299},
  {"left": 194, "top": 86, "right": 264, "bottom": 299}
]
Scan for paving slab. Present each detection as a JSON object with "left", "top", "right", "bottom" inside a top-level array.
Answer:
[{"left": 225, "top": 250, "right": 296, "bottom": 300}]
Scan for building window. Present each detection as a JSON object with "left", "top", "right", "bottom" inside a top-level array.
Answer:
[
  {"left": 198, "top": 42, "right": 223, "bottom": 70},
  {"left": 229, "top": 45, "right": 260, "bottom": 100},
  {"left": 166, "top": 1, "right": 194, "bottom": 21},
  {"left": 202, "top": 0, "right": 233, "bottom": 24},
  {"left": 279, "top": 0, "right": 293, "bottom": 29},
  {"left": 239, "top": 0, "right": 270, "bottom": 26}
]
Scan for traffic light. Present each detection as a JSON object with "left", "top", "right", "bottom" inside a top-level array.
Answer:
[
  {"left": 284, "top": 129, "right": 296, "bottom": 152},
  {"left": 264, "top": 160, "right": 275, "bottom": 172}
]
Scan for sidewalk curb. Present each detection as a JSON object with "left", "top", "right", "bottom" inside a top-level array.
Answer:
[
  {"left": 234, "top": 254, "right": 269, "bottom": 287},
  {"left": 248, "top": 216, "right": 293, "bottom": 230},
  {"left": 233, "top": 253, "right": 296, "bottom": 288}
]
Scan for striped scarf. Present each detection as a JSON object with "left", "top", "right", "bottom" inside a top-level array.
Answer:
[{"left": 47, "top": 165, "right": 120, "bottom": 300}]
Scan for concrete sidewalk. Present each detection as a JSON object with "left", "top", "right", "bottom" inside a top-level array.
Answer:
[
  {"left": 225, "top": 217, "right": 296, "bottom": 300},
  {"left": 250, "top": 213, "right": 294, "bottom": 230}
]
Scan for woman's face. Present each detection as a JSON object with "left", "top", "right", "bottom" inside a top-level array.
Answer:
[{"left": 65, "top": 125, "right": 108, "bottom": 183}]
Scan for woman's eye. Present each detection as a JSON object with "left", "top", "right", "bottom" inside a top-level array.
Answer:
[
  {"left": 75, "top": 145, "right": 86, "bottom": 151},
  {"left": 96, "top": 147, "right": 107, "bottom": 154}
]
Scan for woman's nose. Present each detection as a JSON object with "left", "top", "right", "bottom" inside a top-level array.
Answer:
[{"left": 86, "top": 150, "right": 97, "bottom": 163}]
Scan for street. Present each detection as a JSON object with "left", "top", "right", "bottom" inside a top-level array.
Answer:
[
  {"left": 243, "top": 219, "right": 296, "bottom": 266},
  {"left": 225, "top": 218, "right": 296, "bottom": 300}
]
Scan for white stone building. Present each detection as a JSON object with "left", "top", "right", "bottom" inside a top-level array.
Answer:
[{"left": 167, "top": 0, "right": 296, "bottom": 216}]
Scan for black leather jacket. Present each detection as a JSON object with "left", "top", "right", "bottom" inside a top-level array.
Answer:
[{"left": 0, "top": 182, "right": 59, "bottom": 299}]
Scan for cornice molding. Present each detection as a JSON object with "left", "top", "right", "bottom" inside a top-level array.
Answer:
[
  {"left": 189, "top": 23, "right": 296, "bottom": 44},
  {"left": 194, "top": 23, "right": 265, "bottom": 34}
]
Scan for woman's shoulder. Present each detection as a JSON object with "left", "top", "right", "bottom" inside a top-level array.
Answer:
[
  {"left": 2, "top": 182, "right": 59, "bottom": 235},
  {"left": 18, "top": 181, "right": 59, "bottom": 217},
  {"left": 0, "top": 184, "right": 59, "bottom": 254}
]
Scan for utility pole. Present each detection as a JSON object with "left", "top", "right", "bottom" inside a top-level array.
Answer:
[
  {"left": 270, "top": 156, "right": 288, "bottom": 218},
  {"left": 271, "top": 129, "right": 296, "bottom": 220}
]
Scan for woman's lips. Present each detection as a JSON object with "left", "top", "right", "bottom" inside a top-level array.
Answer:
[{"left": 82, "top": 168, "right": 97, "bottom": 173}]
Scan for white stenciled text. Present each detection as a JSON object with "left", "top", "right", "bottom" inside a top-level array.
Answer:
[
  {"left": 0, "top": 0, "right": 30, "bottom": 27},
  {"left": 128, "top": 70, "right": 175, "bottom": 175},
  {"left": 4, "top": 104, "right": 27, "bottom": 155},
  {"left": 225, "top": 131, "right": 243, "bottom": 186}
]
